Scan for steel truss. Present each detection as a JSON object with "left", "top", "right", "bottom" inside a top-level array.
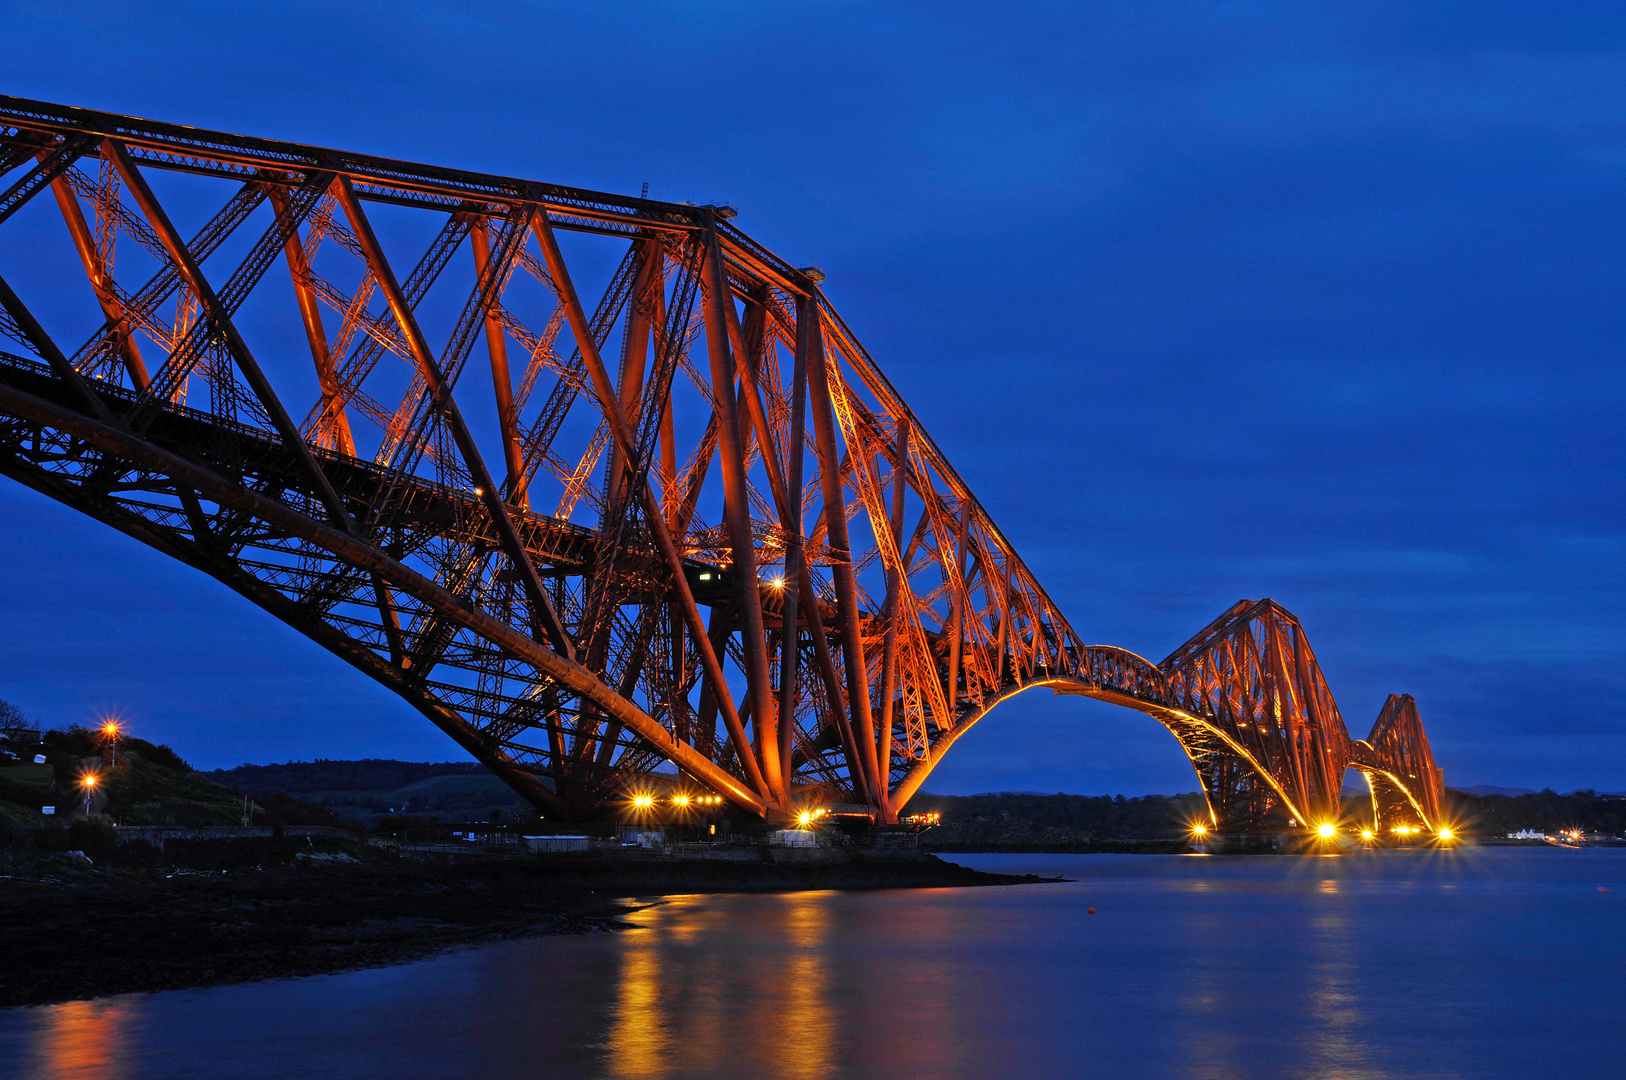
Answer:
[{"left": 0, "top": 96, "right": 1443, "bottom": 828}]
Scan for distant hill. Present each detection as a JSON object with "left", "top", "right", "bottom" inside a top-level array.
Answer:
[
  {"left": 1456, "top": 785, "right": 1538, "bottom": 797},
  {"left": 209, "top": 759, "right": 527, "bottom": 824},
  {"left": 211, "top": 758, "right": 489, "bottom": 795}
]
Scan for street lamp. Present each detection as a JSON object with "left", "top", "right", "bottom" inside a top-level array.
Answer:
[
  {"left": 80, "top": 772, "right": 99, "bottom": 816},
  {"left": 99, "top": 719, "right": 122, "bottom": 768}
]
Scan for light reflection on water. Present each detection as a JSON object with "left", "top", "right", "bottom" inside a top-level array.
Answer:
[
  {"left": 602, "top": 893, "right": 838, "bottom": 1080},
  {"left": 28, "top": 999, "right": 132, "bottom": 1080},
  {"left": 2, "top": 849, "right": 1622, "bottom": 1080}
]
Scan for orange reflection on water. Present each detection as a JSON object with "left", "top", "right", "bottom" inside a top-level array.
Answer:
[
  {"left": 602, "top": 892, "right": 835, "bottom": 1080},
  {"left": 30, "top": 998, "right": 132, "bottom": 1080},
  {"left": 606, "top": 920, "right": 674, "bottom": 1080},
  {"left": 768, "top": 892, "right": 834, "bottom": 1080}
]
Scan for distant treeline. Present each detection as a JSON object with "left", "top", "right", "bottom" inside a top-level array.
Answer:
[
  {"left": 900, "top": 791, "right": 1209, "bottom": 848},
  {"left": 210, "top": 759, "right": 489, "bottom": 797},
  {"left": 897, "top": 788, "right": 1626, "bottom": 841},
  {"left": 1445, "top": 788, "right": 1626, "bottom": 836}
]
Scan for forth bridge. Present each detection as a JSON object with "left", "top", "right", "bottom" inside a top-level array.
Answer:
[{"left": 0, "top": 96, "right": 1443, "bottom": 834}]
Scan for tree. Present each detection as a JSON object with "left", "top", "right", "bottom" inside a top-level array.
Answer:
[{"left": 0, "top": 698, "right": 25, "bottom": 731}]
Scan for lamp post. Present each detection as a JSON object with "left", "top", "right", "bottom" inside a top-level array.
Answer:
[
  {"left": 100, "top": 720, "right": 121, "bottom": 768},
  {"left": 80, "top": 772, "right": 99, "bottom": 817}
]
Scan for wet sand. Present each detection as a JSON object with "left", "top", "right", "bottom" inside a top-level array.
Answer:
[{"left": 0, "top": 841, "right": 1050, "bottom": 1007}]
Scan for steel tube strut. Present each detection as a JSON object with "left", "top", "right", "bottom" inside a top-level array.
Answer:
[
  {"left": 776, "top": 294, "right": 812, "bottom": 794},
  {"left": 529, "top": 210, "right": 771, "bottom": 802},
  {"left": 698, "top": 216, "right": 782, "bottom": 801},
  {"left": 804, "top": 303, "right": 884, "bottom": 810},
  {"left": 469, "top": 219, "right": 525, "bottom": 506},
  {"left": 269, "top": 186, "right": 353, "bottom": 456},
  {"left": 43, "top": 163, "right": 149, "bottom": 389},
  {"left": 875, "top": 414, "right": 910, "bottom": 775}
]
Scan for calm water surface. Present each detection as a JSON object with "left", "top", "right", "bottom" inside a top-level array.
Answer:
[{"left": 2, "top": 849, "right": 1622, "bottom": 1079}]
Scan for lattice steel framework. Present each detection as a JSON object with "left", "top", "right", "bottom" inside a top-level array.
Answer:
[{"left": 0, "top": 97, "right": 1444, "bottom": 830}]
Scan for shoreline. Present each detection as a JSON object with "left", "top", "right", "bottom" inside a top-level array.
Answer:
[{"left": 0, "top": 844, "right": 1053, "bottom": 1009}]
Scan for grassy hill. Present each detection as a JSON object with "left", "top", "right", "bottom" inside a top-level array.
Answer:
[
  {"left": 0, "top": 725, "right": 348, "bottom": 830},
  {"left": 209, "top": 759, "right": 528, "bottom": 825}
]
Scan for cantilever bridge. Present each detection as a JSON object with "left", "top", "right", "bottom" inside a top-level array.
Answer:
[{"left": 0, "top": 97, "right": 1443, "bottom": 833}]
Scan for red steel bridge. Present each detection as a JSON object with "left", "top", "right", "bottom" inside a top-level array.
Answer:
[{"left": 0, "top": 97, "right": 1444, "bottom": 833}]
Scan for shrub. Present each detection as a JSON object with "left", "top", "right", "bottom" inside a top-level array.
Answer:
[{"left": 69, "top": 813, "right": 118, "bottom": 859}]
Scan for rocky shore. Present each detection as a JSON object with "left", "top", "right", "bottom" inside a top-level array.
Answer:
[{"left": 0, "top": 837, "right": 1052, "bottom": 1008}]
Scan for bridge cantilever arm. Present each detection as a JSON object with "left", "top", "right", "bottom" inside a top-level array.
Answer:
[{"left": 0, "top": 378, "right": 770, "bottom": 817}]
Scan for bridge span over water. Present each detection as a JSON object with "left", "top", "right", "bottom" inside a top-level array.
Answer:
[{"left": 0, "top": 97, "right": 1442, "bottom": 832}]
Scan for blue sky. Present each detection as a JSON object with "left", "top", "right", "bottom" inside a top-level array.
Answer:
[{"left": 0, "top": 2, "right": 1620, "bottom": 793}]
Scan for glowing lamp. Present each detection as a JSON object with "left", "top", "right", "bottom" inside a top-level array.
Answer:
[
  {"left": 1317, "top": 823, "right": 1337, "bottom": 839},
  {"left": 797, "top": 811, "right": 813, "bottom": 827},
  {"left": 1191, "top": 824, "right": 1207, "bottom": 838},
  {"left": 81, "top": 773, "right": 98, "bottom": 789},
  {"left": 1437, "top": 827, "right": 1454, "bottom": 841},
  {"left": 1361, "top": 829, "right": 1374, "bottom": 841}
]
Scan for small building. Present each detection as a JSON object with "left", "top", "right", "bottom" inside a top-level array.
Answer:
[
  {"left": 525, "top": 835, "right": 592, "bottom": 854},
  {"left": 770, "top": 829, "right": 818, "bottom": 848}
]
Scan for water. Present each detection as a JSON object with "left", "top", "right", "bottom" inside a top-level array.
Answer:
[{"left": 2, "top": 849, "right": 1621, "bottom": 1079}]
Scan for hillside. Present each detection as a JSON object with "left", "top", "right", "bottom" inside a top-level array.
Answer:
[
  {"left": 0, "top": 725, "right": 346, "bottom": 829},
  {"left": 209, "top": 759, "right": 528, "bottom": 825}
]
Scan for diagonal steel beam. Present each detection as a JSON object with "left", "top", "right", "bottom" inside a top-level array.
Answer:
[
  {"left": 104, "top": 140, "right": 357, "bottom": 534},
  {"left": 470, "top": 219, "right": 526, "bottom": 507},
  {"left": 0, "top": 133, "right": 91, "bottom": 226},
  {"left": 330, "top": 176, "right": 575, "bottom": 661},
  {"left": 805, "top": 302, "right": 883, "bottom": 808},
  {"left": 0, "top": 272, "right": 111, "bottom": 421}
]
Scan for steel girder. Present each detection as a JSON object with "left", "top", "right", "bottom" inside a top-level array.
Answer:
[{"left": 0, "top": 97, "right": 1444, "bottom": 828}]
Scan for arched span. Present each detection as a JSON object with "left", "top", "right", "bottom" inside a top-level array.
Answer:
[
  {"left": 0, "top": 98, "right": 1444, "bottom": 826},
  {"left": 886, "top": 675, "right": 1313, "bottom": 831}
]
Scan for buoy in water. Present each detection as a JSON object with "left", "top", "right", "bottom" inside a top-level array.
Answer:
[{"left": 1088, "top": 907, "right": 1096, "bottom": 915}]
